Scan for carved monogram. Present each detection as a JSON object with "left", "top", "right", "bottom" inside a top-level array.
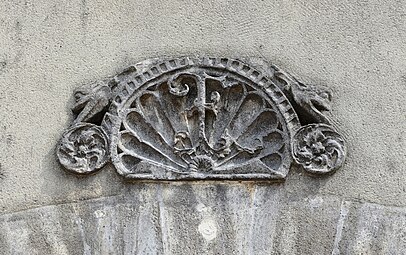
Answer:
[{"left": 57, "top": 57, "right": 346, "bottom": 180}]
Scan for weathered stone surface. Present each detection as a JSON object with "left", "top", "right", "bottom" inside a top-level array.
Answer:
[
  {"left": 1, "top": 0, "right": 406, "bottom": 254},
  {"left": 333, "top": 201, "right": 406, "bottom": 254},
  {"left": 1, "top": 190, "right": 405, "bottom": 254}
]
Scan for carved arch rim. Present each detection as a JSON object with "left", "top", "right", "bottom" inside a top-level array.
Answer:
[{"left": 110, "top": 57, "right": 301, "bottom": 133}]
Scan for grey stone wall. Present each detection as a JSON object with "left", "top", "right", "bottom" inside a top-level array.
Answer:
[{"left": 0, "top": 0, "right": 405, "bottom": 254}]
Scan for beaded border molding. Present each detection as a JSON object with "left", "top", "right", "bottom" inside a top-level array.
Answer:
[{"left": 57, "top": 57, "right": 346, "bottom": 180}]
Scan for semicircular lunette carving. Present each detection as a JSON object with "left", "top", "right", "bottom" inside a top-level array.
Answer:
[{"left": 57, "top": 57, "right": 347, "bottom": 180}]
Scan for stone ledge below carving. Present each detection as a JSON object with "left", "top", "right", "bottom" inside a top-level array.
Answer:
[{"left": 0, "top": 190, "right": 403, "bottom": 254}]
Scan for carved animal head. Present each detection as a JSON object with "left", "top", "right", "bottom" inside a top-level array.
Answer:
[
  {"left": 273, "top": 68, "right": 332, "bottom": 123},
  {"left": 274, "top": 69, "right": 332, "bottom": 111},
  {"left": 305, "top": 84, "right": 332, "bottom": 112},
  {"left": 72, "top": 82, "right": 111, "bottom": 113},
  {"left": 73, "top": 83, "right": 100, "bottom": 102}
]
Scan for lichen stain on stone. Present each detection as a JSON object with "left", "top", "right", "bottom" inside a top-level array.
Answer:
[
  {"left": 308, "top": 197, "right": 324, "bottom": 209},
  {"left": 94, "top": 209, "right": 106, "bottom": 219},
  {"left": 198, "top": 218, "right": 217, "bottom": 242},
  {"left": 195, "top": 202, "right": 209, "bottom": 213}
]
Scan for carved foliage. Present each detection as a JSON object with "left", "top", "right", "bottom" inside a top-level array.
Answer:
[
  {"left": 57, "top": 57, "right": 347, "bottom": 180},
  {"left": 57, "top": 123, "right": 108, "bottom": 174},
  {"left": 292, "top": 124, "right": 346, "bottom": 174}
]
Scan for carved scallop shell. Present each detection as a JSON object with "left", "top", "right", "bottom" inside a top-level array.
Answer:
[{"left": 108, "top": 58, "right": 301, "bottom": 180}]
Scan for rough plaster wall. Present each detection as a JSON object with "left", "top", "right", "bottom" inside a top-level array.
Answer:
[{"left": 0, "top": 0, "right": 405, "bottom": 254}]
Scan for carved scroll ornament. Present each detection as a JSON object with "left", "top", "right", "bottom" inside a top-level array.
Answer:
[{"left": 57, "top": 57, "right": 346, "bottom": 180}]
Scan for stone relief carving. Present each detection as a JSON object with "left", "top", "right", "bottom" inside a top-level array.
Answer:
[
  {"left": 58, "top": 123, "right": 109, "bottom": 174},
  {"left": 292, "top": 124, "right": 346, "bottom": 174},
  {"left": 57, "top": 57, "right": 346, "bottom": 180}
]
